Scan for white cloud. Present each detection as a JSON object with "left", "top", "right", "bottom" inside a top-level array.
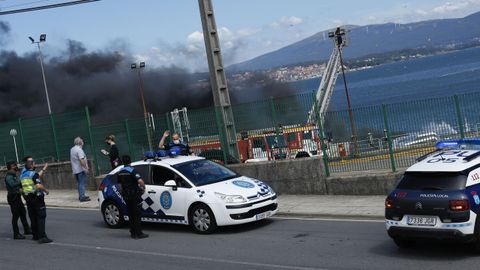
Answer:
[
  {"left": 218, "top": 27, "right": 234, "bottom": 41},
  {"left": 415, "top": 9, "right": 428, "bottom": 16},
  {"left": 237, "top": 28, "right": 261, "bottom": 37},
  {"left": 332, "top": 19, "right": 343, "bottom": 26},
  {"left": 187, "top": 31, "right": 203, "bottom": 44},
  {"left": 271, "top": 16, "right": 304, "bottom": 28},
  {"left": 281, "top": 16, "right": 303, "bottom": 26},
  {"left": 132, "top": 53, "right": 148, "bottom": 63},
  {"left": 142, "top": 26, "right": 264, "bottom": 71},
  {"left": 355, "top": 0, "right": 480, "bottom": 26},
  {"left": 433, "top": 1, "right": 469, "bottom": 14}
]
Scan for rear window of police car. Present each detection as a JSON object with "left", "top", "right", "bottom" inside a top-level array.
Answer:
[{"left": 397, "top": 172, "right": 467, "bottom": 191}]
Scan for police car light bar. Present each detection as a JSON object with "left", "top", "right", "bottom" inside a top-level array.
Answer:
[
  {"left": 143, "top": 150, "right": 178, "bottom": 161},
  {"left": 144, "top": 151, "right": 157, "bottom": 160},
  {"left": 435, "top": 138, "right": 480, "bottom": 150}
]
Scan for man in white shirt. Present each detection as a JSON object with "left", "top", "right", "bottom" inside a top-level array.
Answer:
[{"left": 70, "top": 137, "right": 90, "bottom": 202}]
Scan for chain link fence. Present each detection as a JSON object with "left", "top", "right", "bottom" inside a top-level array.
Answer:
[{"left": 0, "top": 91, "right": 479, "bottom": 175}]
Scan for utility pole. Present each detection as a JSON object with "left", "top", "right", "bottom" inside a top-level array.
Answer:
[
  {"left": 29, "top": 34, "right": 51, "bottom": 114},
  {"left": 131, "top": 62, "right": 153, "bottom": 151},
  {"left": 198, "top": 0, "right": 239, "bottom": 160}
]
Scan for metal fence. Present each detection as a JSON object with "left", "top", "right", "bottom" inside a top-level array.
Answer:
[{"left": 1, "top": 91, "right": 479, "bottom": 176}]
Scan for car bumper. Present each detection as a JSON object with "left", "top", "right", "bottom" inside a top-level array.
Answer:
[
  {"left": 385, "top": 210, "right": 476, "bottom": 242},
  {"left": 97, "top": 191, "right": 105, "bottom": 206},
  {"left": 387, "top": 226, "right": 474, "bottom": 242},
  {"left": 211, "top": 195, "right": 278, "bottom": 226}
]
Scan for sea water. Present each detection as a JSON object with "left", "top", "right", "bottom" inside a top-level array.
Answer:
[
  {"left": 289, "top": 46, "right": 480, "bottom": 111},
  {"left": 288, "top": 47, "right": 480, "bottom": 139}
]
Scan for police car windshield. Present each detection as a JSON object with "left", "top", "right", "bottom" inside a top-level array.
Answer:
[
  {"left": 173, "top": 160, "right": 238, "bottom": 186},
  {"left": 397, "top": 172, "right": 467, "bottom": 191}
]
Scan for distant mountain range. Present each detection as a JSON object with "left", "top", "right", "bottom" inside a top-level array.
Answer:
[{"left": 229, "top": 11, "right": 480, "bottom": 71}]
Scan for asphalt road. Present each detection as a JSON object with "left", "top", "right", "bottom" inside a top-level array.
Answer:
[{"left": 1, "top": 206, "right": 480, "bottom": 270}]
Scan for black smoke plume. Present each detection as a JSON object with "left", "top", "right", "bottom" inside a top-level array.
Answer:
[
  {"left": 0, "top": 21, "right": 10, "bottom": 46},
  {"left": 0, "top": 37, "right": 296, "bottom": 123}
]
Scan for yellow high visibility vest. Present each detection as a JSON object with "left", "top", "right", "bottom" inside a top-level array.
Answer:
[{"left": 20, "top": 170, "right": 36, "bottom": 195}]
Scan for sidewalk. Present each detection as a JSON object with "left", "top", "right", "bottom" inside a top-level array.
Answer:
[{"left": 0, "top": 190, "right": 386, "bottom": 218}]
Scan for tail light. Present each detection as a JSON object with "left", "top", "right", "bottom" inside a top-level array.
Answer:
[
  {"left": 449, "top": 200, "right": 469, "bottom": 211},
  {"left": 385, "top": 198, "right": 394, "bottom": 209},
  {"left": 98, "top": 182, "right": 106, "bottom": 191}
]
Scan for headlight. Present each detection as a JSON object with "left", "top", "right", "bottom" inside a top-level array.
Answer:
[{"left": 215, "top": 192, "right": 247, "bottom": 203}]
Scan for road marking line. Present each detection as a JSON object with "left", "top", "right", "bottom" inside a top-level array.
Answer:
[{"left": 50, "top": 242, "right": 327, "bottom": 270}]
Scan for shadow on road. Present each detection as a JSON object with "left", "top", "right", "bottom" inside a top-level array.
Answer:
[
  {"left": 216, "top": 219, "right": 274, "bottom": 234},
  {"left": 370, "top": 239, "right": 477, "bottom": 260},
  {"left": 103, "top": 218, "right": 276, "bottom": 235}
]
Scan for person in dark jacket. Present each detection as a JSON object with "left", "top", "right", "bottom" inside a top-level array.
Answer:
[
  {"left": 4, "top": 161, "right": 31, "bottom": 239},
  {"left": 118, "top": 155, "right": 148, "bottom": 239},
  {"left": 101, "top": 134, "right": 121, "bottom": 169},
  {"left": 158, "top": 130, "right": 193, "bottom": 156}
]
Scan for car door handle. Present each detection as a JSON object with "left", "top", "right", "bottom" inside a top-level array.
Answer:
[{"left": 148, "top": 190, "right": 156, "bottom": 194}]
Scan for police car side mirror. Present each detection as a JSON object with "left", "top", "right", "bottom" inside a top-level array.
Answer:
[{"left": 165, "top": 180, "right": 177, "bottom": 191}]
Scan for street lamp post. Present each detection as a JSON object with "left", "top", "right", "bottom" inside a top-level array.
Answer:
[
  {"left": 131, "top": 62, "right": 153, "bottom": 151},
  {"left": 9, "top": 129, "right": 19, "bottom": 163},
  {"left": 29, "top": 34, "right": 52, "bottom": 114}
]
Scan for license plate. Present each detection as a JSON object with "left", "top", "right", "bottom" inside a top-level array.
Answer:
[
  {"left": 256, "top": 211, "right": 271, "bottom": 220},
  {"left": 407, "top": 216, "right": 436, "bottom": 226}
]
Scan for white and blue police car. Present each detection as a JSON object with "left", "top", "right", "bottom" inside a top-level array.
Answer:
[
  {"left": 386, "top": 139, "right": 480, "bottom": 249},
  {"left": 98, "top": 152, "right": 278, "bottom": 234}
]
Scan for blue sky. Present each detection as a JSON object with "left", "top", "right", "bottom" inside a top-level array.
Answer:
[{"left": 1, "top": 0, "right": 480, "bottom": 71}]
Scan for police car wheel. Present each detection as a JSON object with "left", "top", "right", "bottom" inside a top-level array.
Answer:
[
  {"left": 102, "top": 201, "right": 124, "bottom": 228},
  {"left": 393, "top": 237, "right": 415, "bottom": 248},
  {"left": 189, "top": 204, "right": 217, "bottom": 234},
  {"left": 472, "top": 217, "right": 480, "bottom": 252}
]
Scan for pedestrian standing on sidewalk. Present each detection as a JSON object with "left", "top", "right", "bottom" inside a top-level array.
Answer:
[
  {"left": 118, "top": 155, "right": 148, "bottom": 239},
  {"left": 21, "top": 156, "right": 52, "bottom": 244},
  {"left": 4, "top": 161, "right": 32, "bottom": 239},
  {"left": 101, "top": 135, "right": 121, "bottom": 169},
  {"left": 70, "top": 137, "right": 90, "bottom": 202}
]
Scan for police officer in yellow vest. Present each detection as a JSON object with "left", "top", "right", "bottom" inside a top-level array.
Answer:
[{"left": 21, "top": 156, "right": 52, "bottom": 244}]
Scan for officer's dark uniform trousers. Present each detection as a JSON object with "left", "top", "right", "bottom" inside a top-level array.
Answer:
[
  {"left": 25, "top": 194, "right": 47, "bottom": 240},
  {"left": 126, "top": 197, "right": 143, "bottom": 236},
  {"left": 7, "top": 193, "right": 30, "bottom": 235}
]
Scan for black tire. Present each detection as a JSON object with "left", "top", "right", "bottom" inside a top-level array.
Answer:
[
  {"left": 393, "top": 237, "right": 415, "bottom": 248},
  {"left": 102, "top": 200, "right": 125, "bottom": 228},
  {"left": 189, "top": 204, "right": 217, "bottom": 234}
]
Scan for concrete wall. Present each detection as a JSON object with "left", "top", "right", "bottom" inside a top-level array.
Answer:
[
  {"left": 325, "top": 170, "right": 404, "bottom": 195},
  {"left": 0, "top": 159, "right": 405, "bottom": 195},
  {"left": 0, "top": 162, "right": 97, "bottom": 191},
  {"left": 228, "top": 158, "right": 404, "bottom": 195},
  {"left": 228, "top": 157, "right": 328, "bottom": 195}
]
